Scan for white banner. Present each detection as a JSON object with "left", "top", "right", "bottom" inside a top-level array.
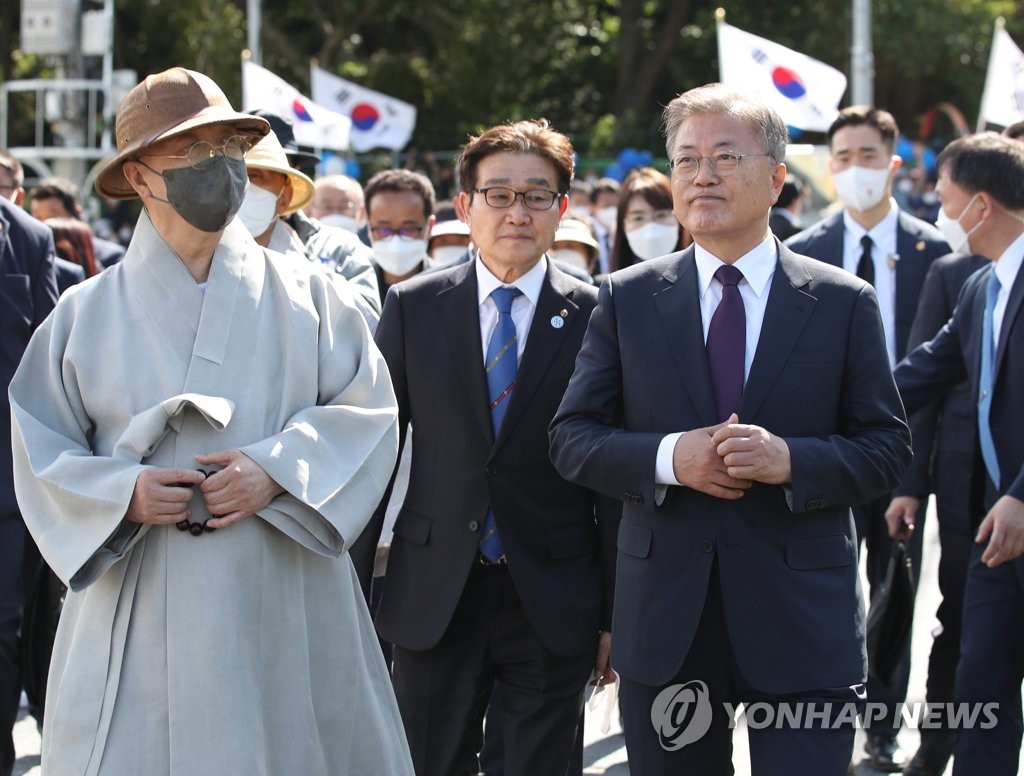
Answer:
[
  {"left": 241, "top": 60, "right": 351, "bottom": 151},
  {"left": 310, "top": 66, "right": 417, "bottom": 153},
  {"left": 978, "top": 25, "right": 1024, "bottom": 129},
  {"left": 717, "top": 21, "right": 847, "bottom": 132}
]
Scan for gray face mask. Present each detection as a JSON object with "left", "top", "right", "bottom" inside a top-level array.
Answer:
[{"left": 143, "top": 155, "right": 248, "bottom": 233}]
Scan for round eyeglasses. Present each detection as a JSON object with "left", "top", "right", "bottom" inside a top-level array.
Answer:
[
  {"left": 472, "top": 187, "right": 563, "bottom": 211},
  {"left": 669, "top": 152, "right": 773, "bottom": 178},
  {"left": 144, "top": 136, "right": 248, "bottom": 171}
]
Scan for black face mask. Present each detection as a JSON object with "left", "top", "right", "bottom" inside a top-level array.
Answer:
[{"left": 143, "top": 154, "right": 248, "bottom": 233}]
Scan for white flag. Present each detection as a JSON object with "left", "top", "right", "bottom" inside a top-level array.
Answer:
[
  {"left": 717, "top": 21, "right": 847, "bottom": 132},
  {"left": 978, "top": 26, "right": 1024, "bottom": 129},
  {"left": 310, "top": 66, "right": 417, "bottom": 153},
  {"left": 241, "top": 60, "right": 351, "bottom": 151}
]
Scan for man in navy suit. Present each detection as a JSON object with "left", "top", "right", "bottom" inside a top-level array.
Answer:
[
  {"left": 550, "top": 84, "right": 911, "bottom": 775},
  {"left": 0, "top": 187, "right": 58, "bottom": 776},
  {"left": 785, "top": 106, "right": 949, "bottom": 771},
  {"left": 895, "top": 131, "right": 1024, "bottom": 776},
  {"left": 352, "top": 120, "right": 618, "bottom": 776}
]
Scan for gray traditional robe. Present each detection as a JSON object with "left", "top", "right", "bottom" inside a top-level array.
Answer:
[{"left": 10, "top": 214, "right": 412, "bottom": 775}]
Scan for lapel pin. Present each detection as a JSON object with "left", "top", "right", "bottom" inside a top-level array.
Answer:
[
  {"left": 550, "top": 315, "right": 565, "bottom": 329},
  {"left": 887, "top": 253, "right": 900, "bottom": 271},
  {"left": 915, "top": 240, "right": 926, "bottom": 252}
]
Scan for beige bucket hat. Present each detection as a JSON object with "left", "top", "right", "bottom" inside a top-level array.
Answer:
[
  {"left": 95, "top": 67, "right": 270, "bottom": 199},
  {"left": 243, "top": 132, "right": 315, "bottom": 215}
]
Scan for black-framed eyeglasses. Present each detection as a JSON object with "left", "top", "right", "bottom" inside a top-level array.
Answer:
[
  {"left": 143, "top": 135, "right": 248, "bottom": 171},
  {"left": 370, "top": 224, "right": 427, "bottom": 240},
  {"left": 668, "top": 152, "right": 774, "bottom": 178},
  {"left": 471, "top": 187, "right": 563, "bottom": 211}
]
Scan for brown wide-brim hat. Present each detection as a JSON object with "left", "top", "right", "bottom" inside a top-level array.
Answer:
[
  {"left": 244, "top": 132, "right": 315, "bottom": 215},
  {"left": 95, "top": 67, "right": 270, "bottom": 200}
]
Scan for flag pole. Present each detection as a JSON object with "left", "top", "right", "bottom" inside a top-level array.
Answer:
[
  {"left": 977, "top": 17, "right": 1006, "bottom": 132},
  {"left": 715, "top": 8, "right": 726, "bottom": 82}
]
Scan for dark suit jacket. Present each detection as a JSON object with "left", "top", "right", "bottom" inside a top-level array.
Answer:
[
  {"left": 55, "top": 257, "right": 86, "bottom": 293},
  {"left": 0, "top": 198, "right": 58, "bottom": 521},
  {"left": 768, "top": 209, "right": 801, "bottom": 241},
  {"left": 353, "top": 259, "right": 618, "bottom": 658},
  {"left": 896, "top": 259, "right": 1024, "bottom": 514},
  {"left": 549, "top": 243, "right": 911, "bottom": 692},
  {"left": 785, "top": 210, "right": 950, "bottom": 360},
  {"left": 92, "top": 235, "right": 125, "bottom": 268},
  {"left": 895, "top": 253, "right": 987, "bottom": 498}
]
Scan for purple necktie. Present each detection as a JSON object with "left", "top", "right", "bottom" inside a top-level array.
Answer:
[{"left": 707, "top": 265, "right": 746, "bottom": 421}]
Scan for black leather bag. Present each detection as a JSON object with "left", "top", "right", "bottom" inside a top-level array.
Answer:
[{"left": 866, "top": 540, "right": 915, "bottom": 687}]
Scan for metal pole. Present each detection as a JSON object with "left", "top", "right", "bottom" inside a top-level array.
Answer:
[
  {"left": 101, "top": 0, "right": 114, "bottom": 150},
  {"left": 247, "top": 0, "right": 261, "bottom": 65},
  {"left": 850, "top": 0, "right": 873, "bottom": 105}
]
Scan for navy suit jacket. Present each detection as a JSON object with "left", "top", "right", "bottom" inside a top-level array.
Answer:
[
  {"left": 0, "top": 198, "right": 58, "bottom": 521},
  {"left": 550, "top": 242, "right": 911, "bottom": 692},
  {"left": 896, "top": 258, "right": 1024, "bottom": 515},
  {"left": 352, "top": 259, "right": 618, "bottom": 658},
  {"left": 895, "top": 253, "right": 987, "bottom": 497},
  {"left": 785, "top": 209, "right": 950, "bottom": 360}
]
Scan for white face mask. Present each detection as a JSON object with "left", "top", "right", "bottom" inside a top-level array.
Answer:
[
  {"left": 373, "top": 235, "right": 427, "bottom": 276},
  {"left": 596, "top": 206, "right": 618, "bottom": 230},
  {"left": 428, "top": 245, "right": 468, "bottom": 267},
  {"left": 548, "top": 248, "right": 591, "bottom": 271},
  {"left": 831, "top": 165, "right": 892, "bottom": 212},
  {"left": 237, "top": 184, "right": 281, "bottom": 238},
  {"left": 625, "top": 222, "right": 680, "bottom": 261},
  {"left": 934, "top": 194, "right": 981, "bottom": 254},
  {"left": 319, "top": 213, "right": 359, "bottom": 233}
]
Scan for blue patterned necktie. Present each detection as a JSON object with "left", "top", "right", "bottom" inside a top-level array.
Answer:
[
  {"left": 978, "top": 273, "right": 1002, "bottom": 489},
  {"left": 706, "top": 265, "right": 746, "bottom": 421},
  {"left": 480, "top": 285, "right": 522, "bottom": 562}
]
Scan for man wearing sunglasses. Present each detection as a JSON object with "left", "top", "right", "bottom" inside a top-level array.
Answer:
[
  {"left": 352, "top": 119, "right": 618, "bottom": 776},
  {"left": 9, "top": 67, "right": 412, "bottom": 775}
]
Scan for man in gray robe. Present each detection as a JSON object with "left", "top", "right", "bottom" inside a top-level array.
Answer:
[{"left": 9, "top": 67, "right": 412, "bottom": 776}]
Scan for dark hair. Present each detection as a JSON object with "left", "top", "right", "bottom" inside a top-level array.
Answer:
[
  {"left": 31, "top": 177, "right": 82, "bottom": 218},
  {"left": 1002, "top": 121, "right": 1024, "bottom": 141},
  {"left": 588, "top": 177, "right": 620, "bottom": 205},
  {"left": 827, "top": 105, "right": 900, "bottom": 153},
  {"left": 47, "top": 217, "right": 99, "bottom": 277},
  {"left": 609, "top": 167, "right": 688, "bottom": 272},
  {"left": 936, "top": 131, "right": 1024, "bottom": 210},
  {"left": 776, "top": 174, "right": 805, "bottom": 209},
  {"left": 457, "top": 119, "right": 574, "bottom": 196},
  {"left": 363, "top": 169, "right": 436, "bottom": 220}
]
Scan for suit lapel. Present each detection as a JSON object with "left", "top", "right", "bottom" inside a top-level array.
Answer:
[
  {"left": 740, "top": 246, "right": 817, "bottom": 421},
  {"left": 438, "top": 262, "right": 493, "bottom": 444},
  {"left": 816, "top": 214, "right": 846, "bottom": 270},
  {"left": 493, "top": 265, "right": 581, "bottom": 451},
  {"left": 654, "top": 248, "right": 718, "bottom": 426}
]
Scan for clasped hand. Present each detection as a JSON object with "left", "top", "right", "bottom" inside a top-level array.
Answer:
[
  {"left": 125, "top": 449, "right": 285, "bottom": 529},
  {"left": 672, "top": 413, "right": 792, "bottom": 500}
]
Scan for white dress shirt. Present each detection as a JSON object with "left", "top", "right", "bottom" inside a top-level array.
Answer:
[
  {"left": 654, "top": 235, "right": 778, "bottom": 485},
  {"left": 842, "top": 201, "right": 899, "bottom": 367},
  {"left": 992, "top": 231, "right": 1024, "bottom": 344},
  {"left": 475, "top": 253, "right": 548, "bottom": 364}
]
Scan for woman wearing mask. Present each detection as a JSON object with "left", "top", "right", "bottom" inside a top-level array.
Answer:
[{"left": 608, "top": 167, "right": 690, "bottom": 273}]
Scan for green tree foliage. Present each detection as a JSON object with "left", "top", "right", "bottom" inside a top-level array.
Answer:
[{"left": 1, "top": 0, "right": 1021, "bottom": 159}]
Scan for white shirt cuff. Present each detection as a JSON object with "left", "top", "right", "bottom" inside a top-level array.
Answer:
[{"left": 655, "top": 432, "right": 684, "bottom": 485}]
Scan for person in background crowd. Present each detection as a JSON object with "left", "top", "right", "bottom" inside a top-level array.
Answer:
[
  {"left": 29, "top": 177, "right": 125, "bottom": 268},
  {"left": 549, "top": 216, "right": 600, "bottom": 277},
  {"left": 785, "top": 105, "right": 949, "bottom": 773},
  {"left": 427, "top": 219, "right": 472, "bottom": 268},
  {"left": 352, "top": 118, "right": 617, "bottom": 776},
  {"left": 768, "top": 173, "right": 806, "bottom": 240},
  {"left": 45, "top": 217, "right": 100, "bottom": 279},
  {"left": 568, "top": 179, "right": 593, "bottom": 213},
  {"left": 9, "top": 66, "right": 412, "bottom": 776},
  {"left": 894, "top": 130, "right": 1024, "bottom": 776},
  {"left": 248, "top": 108, "right": 322, "bottom": 179},
  {"left": 249, "top": 110, "right": 382, "bottom": 326},
  {"left": 0, "top": 153, "right": 58, "bottom": 776},
  {"left": 589, "top": 177, "right": 621, "bottom": 274},
  {"left": 608, "top": 166, "right": 689, "bottom": 273},
  {"left": 307, "top": 174, "right": 366, "bottom": 235},
  {"left": 363, "top": 169, "right": 436, "bottom": 307},
  {"left": 550, "top": 82, "right": 911, "bottom": 775}
]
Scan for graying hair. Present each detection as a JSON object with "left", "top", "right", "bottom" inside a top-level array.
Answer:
[{"left": 662, "top": 83, "right": 788, "bottom": 163}]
